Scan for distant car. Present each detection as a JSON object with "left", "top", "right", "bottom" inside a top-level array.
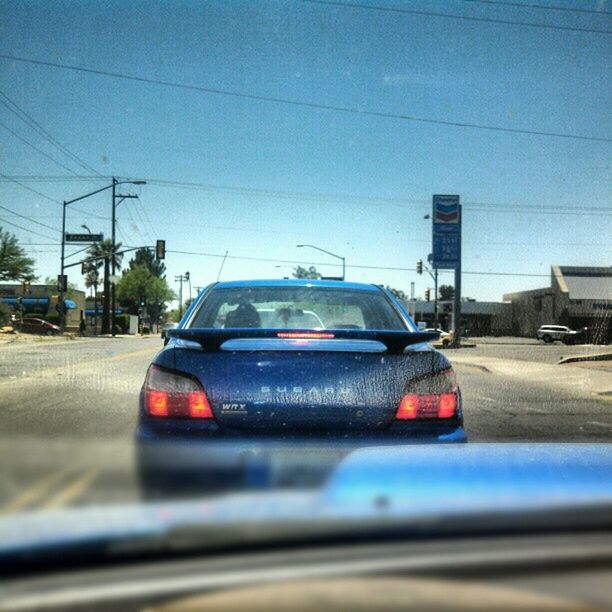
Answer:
[
  {"left": 160, "top": 322, "right": 177, "bottom": 340},
  {"left": 423, "top": 328, "right": 452, "bottom": 347},
  {"left": 424, "top": 328, "right": 450, "bottom": 338},
  {"left": 536, "top": 325, "right": 578, "bottom": 344},
  {"left": 138, "top": 280, "right": 465, "bottom": 495},
  {"left": 20, "top": 317, "right": 60, "bottom": 336}
]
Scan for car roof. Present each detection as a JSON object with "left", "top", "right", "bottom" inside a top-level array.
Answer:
[{"left": 213, "top": 279, "right": 382, "bottom": 292}]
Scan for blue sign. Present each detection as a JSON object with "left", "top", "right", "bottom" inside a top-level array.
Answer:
[{"left": 432, "top": 195, "right": 461, "bottom": 269}]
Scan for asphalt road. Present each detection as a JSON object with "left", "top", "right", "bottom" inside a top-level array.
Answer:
[{"left": 0, "top": 336, "right": 610, "bottom": 512}]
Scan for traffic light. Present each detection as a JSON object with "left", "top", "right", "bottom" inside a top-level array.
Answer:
[
  {"left": 57, "top": 274, "right": 68, "bottom": 292},
  {"left": 425, "top": 288, "right": 431, "bottom": 302},
  {"left": 81, "top": 261, "right": 88, "bottom": 275},
  {"left": 416, "top": 259, "right": 423, "bottom": 275},
  {"left": 185, "top": 271, "right": 190, "bottom": 281},
  {"left": 155, "top": 239, "right": 166, "bottom": 260},
  {"left": 139, "top": 295, "right": 146, "bottom": 308}
]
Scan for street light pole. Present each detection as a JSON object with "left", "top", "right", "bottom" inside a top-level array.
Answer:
[
  {"left": 296, "top": 244, "right": 346, "bottom": 280},
  {"left": 59, "top": 201, "right": 67, "bottom": 331}
]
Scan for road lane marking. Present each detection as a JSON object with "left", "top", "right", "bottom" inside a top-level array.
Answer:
[
  {"left": 476, "top": 396, "right": 496, "bottom": 403},
  {"left": 41, "top": 468, "right": 99, "bottom": 510},
  {"left": 1, "top": 471, "right": 66, "bottom": 514},
  {"left": 587, "top": 421, "right": 612, "bottom": 429},
  {"left": 107, "top": 347, "right": 159, "bottom": 362}
]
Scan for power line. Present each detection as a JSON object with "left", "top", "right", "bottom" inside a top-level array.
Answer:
[
  {"left": 0, "top": 173, "right": 60, "bottom": 203},
  {"left": 0, "top": 175, "right": 106, "bottom": 182},
  {"left": 0, "top": 172, "right": 110, "bottom": 225},
  {"left": 145, "top": 219, "right": 612, "bottom": 247},
  {"left": 458, "top": 0, "right": 611, "bottom": 16},
  {"left": 0, "top": 215, "right": 57, "bottom": 240},
  {"left": 168, "top": 248, "right": 551, "bottom": 277},
  {"left": 124, "top": 203, "right": 148, "bottom": 243},
  {"left": 130, "top": 199, "right": 155, "bottom": 243},
  {"left": 135, "top": 197, "right": 157, "bottom": 240},
  {"left": 300, "top": 0, "right": 612, "bottom": 34},
  {"left": 13, "top": 242, "right": 59, "bottom": 246},
  {"left": 0, "top": 53, "right": 608, "bottom": 143},
  {"left": 138, "top": 178, "right": 612, "bottom": 215},
  {"left": 1, "top": 174, "right": 610, "bottom": 217},
  {"left": 0, "top": 120, "right": 81, "bottom": 175},
  {"left": 0, "top": 204, "right": 60, "bottom": 233},
  {"left": 116, "top": 221, "right": 130, "bottom": 246},
  {"left": 0, "top": 90, "right": 101, "bottom": 176}
]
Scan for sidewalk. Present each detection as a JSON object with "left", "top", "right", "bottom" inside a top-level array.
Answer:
[
  {"left": 468, "top": 336, "right": 541, "bottom": 346},
  {"left": 450, "top": 352, "right": 612, "bottom": 397},
  {"left": 0, "top": 332, "right": 156, "bottom": 348}
]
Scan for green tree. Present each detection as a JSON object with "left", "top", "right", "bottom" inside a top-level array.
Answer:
[
  {"left": 439, "top": 284, "right": 455, "bottom": 301},
  {"left": 87, "top": 239, "right": 123, "bottom": 334},
  {"left": 128, "top": 247, "right": 166, "bottom": 278},
  {"left": 166, "top": 308, "right": 181, "bottom": 323},
  {"left": 0, "top": 228, "right": 37, "bottom": 282},
  {"left": 116, "top": 264, "right": 175, "bottom": 323},
  {"left": 385, "top": 286, "right": 407, "bottom": 300},
  {"left": 292, "top": 265, "right": 321, "bottom": 279}
]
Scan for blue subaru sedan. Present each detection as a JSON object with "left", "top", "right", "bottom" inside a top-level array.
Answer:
[{"left": 137, "top": 280, "right": 465, "bottom": 494}]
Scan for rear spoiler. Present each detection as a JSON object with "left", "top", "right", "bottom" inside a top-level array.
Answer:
[{"left": 166, "top": 328, "right": 438, "bottom": 354}]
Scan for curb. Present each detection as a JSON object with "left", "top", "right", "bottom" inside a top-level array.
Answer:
[
  {"left": 558, "top": 353, "right": 612, "bottom": 365},
  {"left": 434, "top": 343, "right": 477, "bottom": 350},
  {"left": 454, "top": 362, "right": 492, "bottom": 374}
]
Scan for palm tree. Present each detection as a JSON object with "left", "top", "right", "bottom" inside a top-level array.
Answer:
[{"left": 88, "top": 239, "right": 123, "bottom": 334}]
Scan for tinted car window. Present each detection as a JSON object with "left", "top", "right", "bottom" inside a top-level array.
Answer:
[{"left": 189, "top": 286, "right": 408, "bottom": 331}]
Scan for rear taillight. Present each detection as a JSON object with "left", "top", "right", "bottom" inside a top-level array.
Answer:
[
  {"left": 395, "top": 392, "right": 457, "bottom": 420},
  {"left": 144, "top": 365, "right": 213, "bottom": 419},
  {"left": 396, "top": 368, "right": 458, "bottom": 420}
]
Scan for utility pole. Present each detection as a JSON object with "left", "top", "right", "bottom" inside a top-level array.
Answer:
[
  {"left": 434, "top": 267, "right": 439, "bottom": 330},
  {"left": 111, "top": 179, "right": 139, "bottom": 337},
  {"left": 424, "top": 254, "right": 440, "bottom": 330},
  {"left": 111, "top": 177, "right": 117, "bottom": 336},
  {"left": 453, "top": 206, "right": 462, "bottom": 344}
]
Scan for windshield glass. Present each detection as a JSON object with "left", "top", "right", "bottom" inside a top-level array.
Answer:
[
  {"left": 0, "top": 0, "right": 610, "bottom": 587},
  {"left": 189, "top": 286, "right": 408, "bottom": 330}
]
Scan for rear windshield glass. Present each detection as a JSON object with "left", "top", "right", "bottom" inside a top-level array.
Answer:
[{"left": 189, "top": 286, "right": 409, "bottom": 331}]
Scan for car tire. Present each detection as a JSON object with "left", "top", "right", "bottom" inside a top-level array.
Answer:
[
  {"left": 46, "top": 330, "right": 53, "bottom": 336},
  {"left": 542, "top": 334, "right": 553, "bottom": 343}
]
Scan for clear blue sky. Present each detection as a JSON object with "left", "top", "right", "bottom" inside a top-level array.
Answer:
[{"left": 1, "top": 0, "right": 610, "bottom": 302}]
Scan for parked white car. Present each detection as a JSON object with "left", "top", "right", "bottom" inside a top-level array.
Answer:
[
  {"left": 424, "top": 327, "right": 450, "bottom": 338},
  {"left": 536, "top": 325, "right": 578, "bottom": 344}
]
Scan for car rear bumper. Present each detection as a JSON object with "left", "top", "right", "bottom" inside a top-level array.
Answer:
[{"left": 136, "top": 422, "right": 467, "bottom": 494}]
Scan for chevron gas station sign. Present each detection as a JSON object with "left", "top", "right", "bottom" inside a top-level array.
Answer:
[{"left": 432, "top": 194, "right": 461, "bottom": 270}]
